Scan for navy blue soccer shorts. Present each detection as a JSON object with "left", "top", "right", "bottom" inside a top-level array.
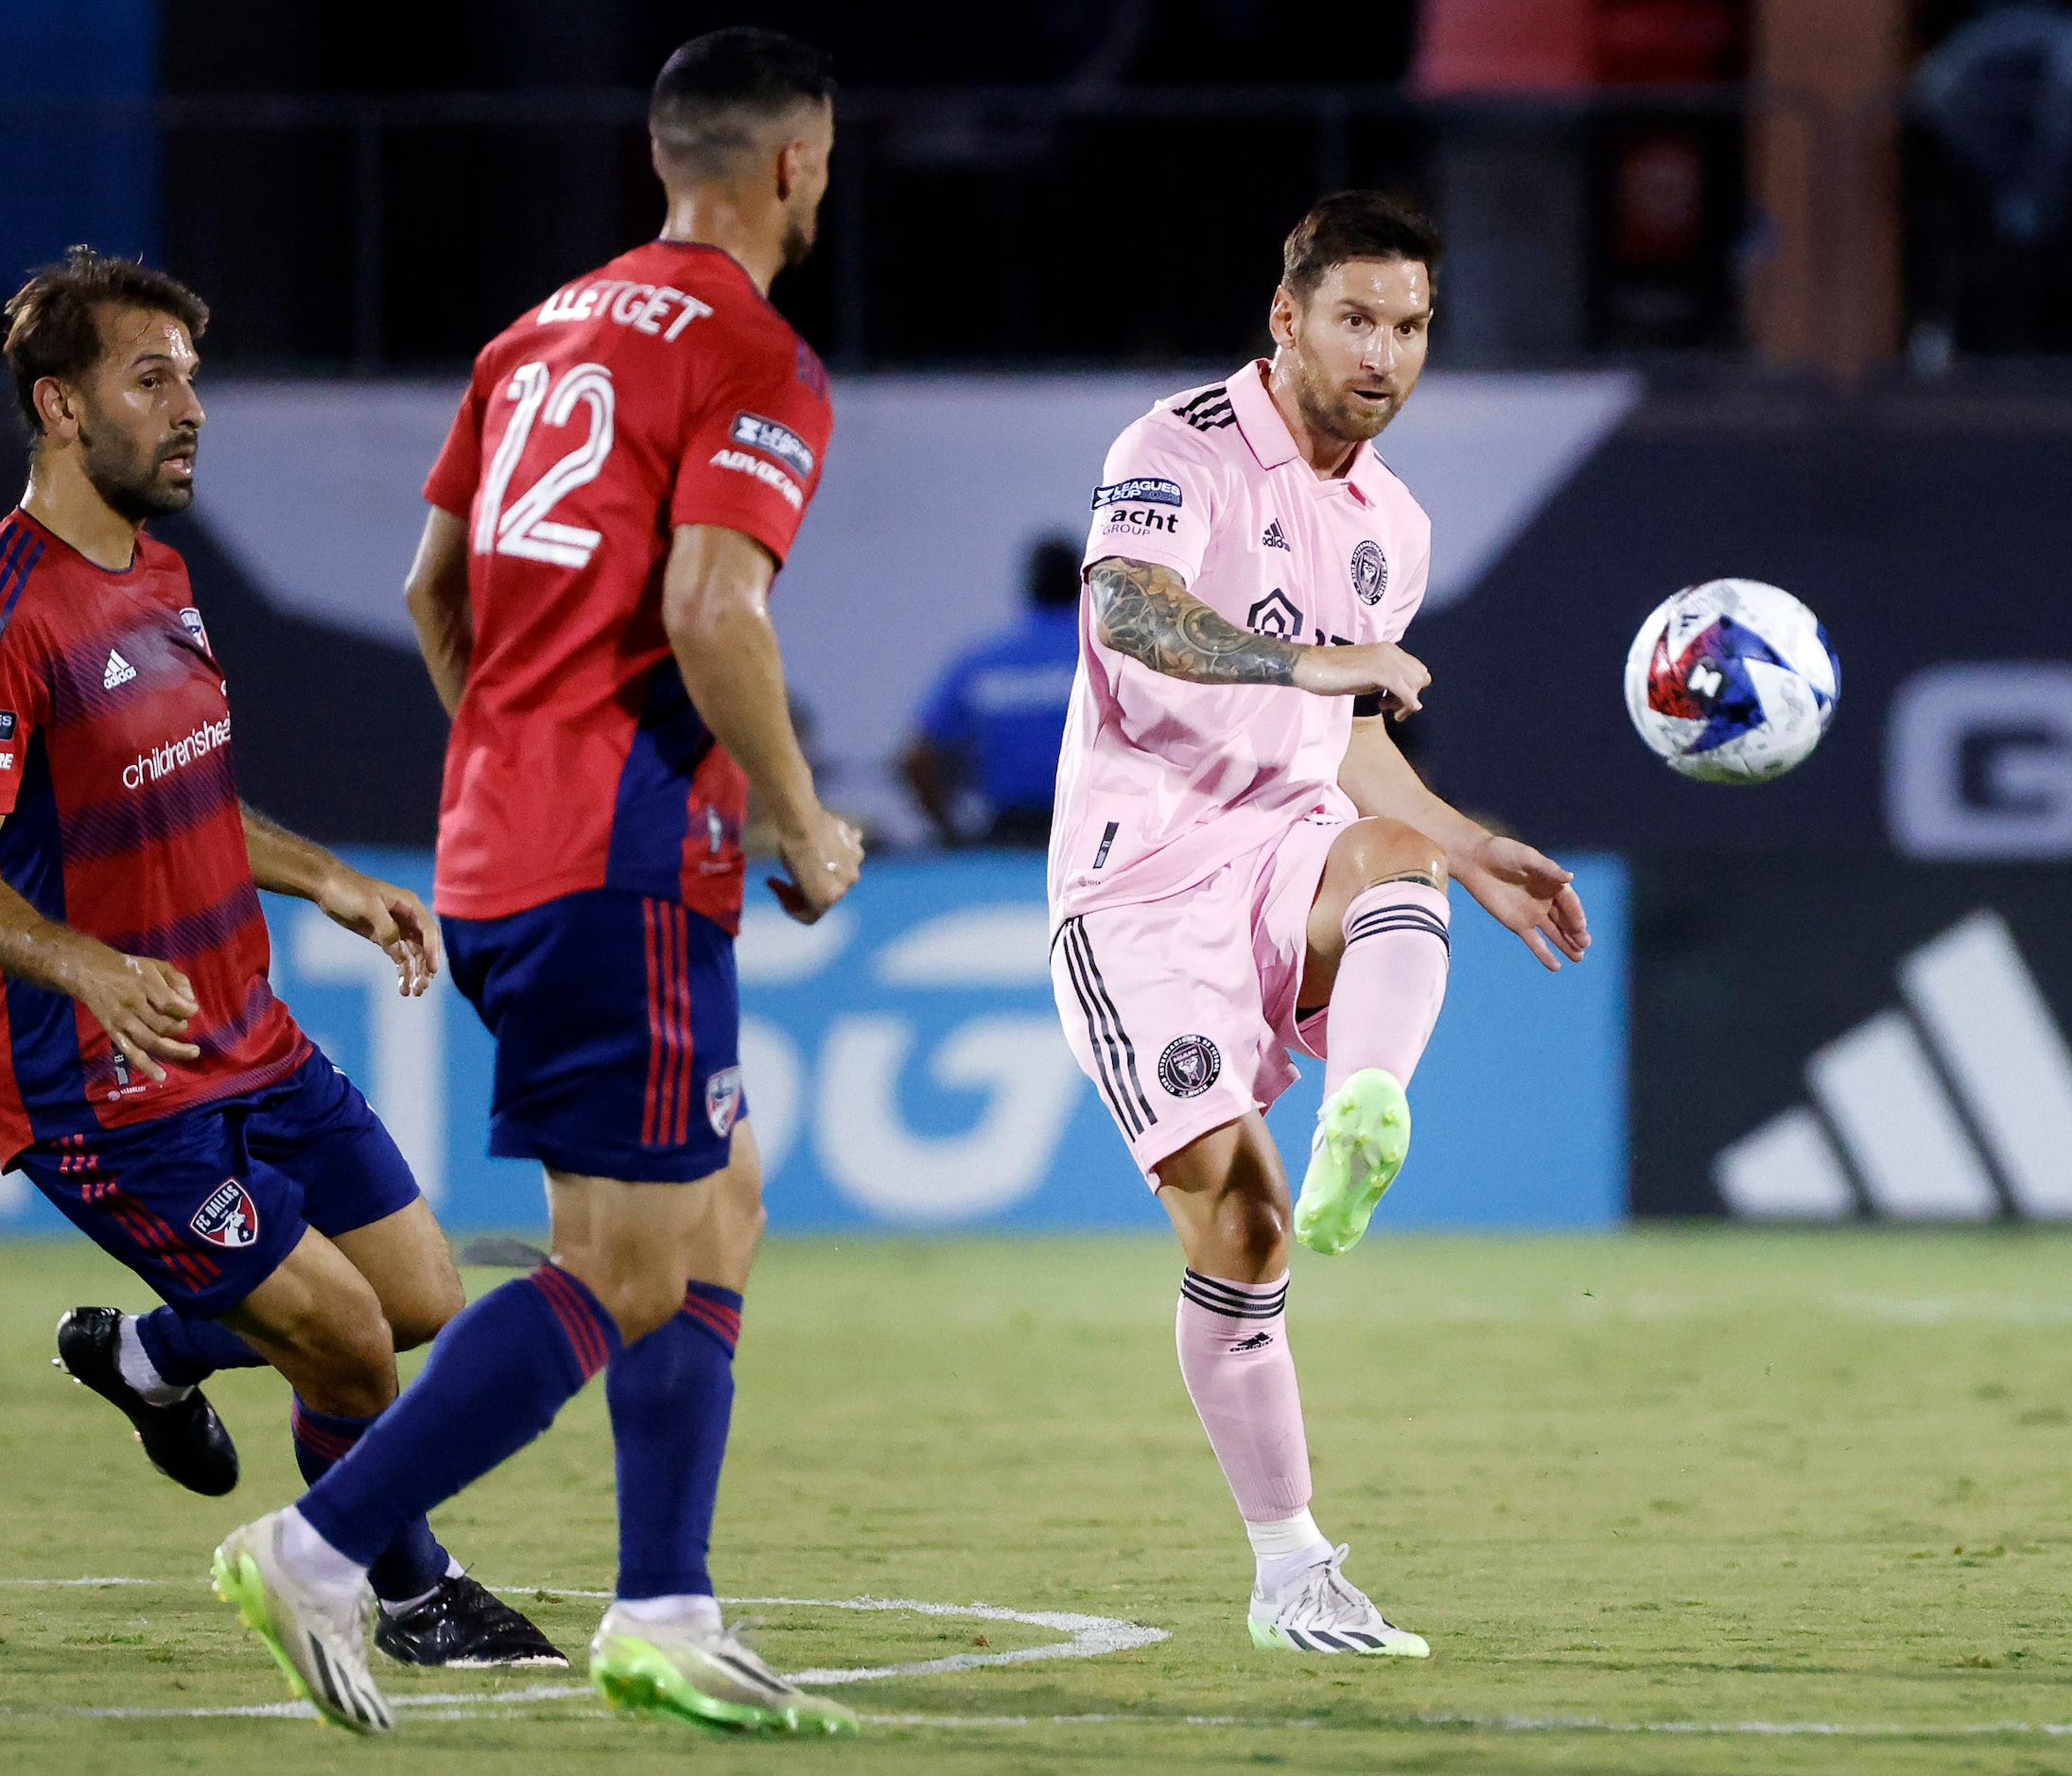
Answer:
[
  {"left": 20, "top": 1048, "right": 422, "bottom": 1322},
  {"left": 444, "top": 888, "right": 744, "bottom": 1186}
]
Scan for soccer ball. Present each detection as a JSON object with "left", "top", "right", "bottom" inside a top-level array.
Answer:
[{"left": 1623, "top": 579, "right": 1838, "bottom": 784}]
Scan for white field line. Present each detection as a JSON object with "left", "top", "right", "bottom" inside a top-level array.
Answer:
[
  {"left": 0, "top": 1582, "right": 1166, "bottom": 1699},
  {"left": 17, "top": 1697, "right": 2072, "bottom": 1738},
  {"left": 14, "top": 1579, "right": 2072, "bottom": 1740}
]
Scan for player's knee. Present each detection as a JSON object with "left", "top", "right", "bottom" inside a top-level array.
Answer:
[
  {"left": 1222, "top": 1187, "right": 1289, "bottom": 1270},
  {"left": 292, "top": 1313, "right": 399, "bottom": 1417},
  {"left": 1336, "top": 816, "right": 1447, "bottom": 892},
  {"left": 598, "top": 1275, "right": 686, "bottom": 1346},
  {"left": 386, "top": 1281, "right": 462, "bottom": 1352}
]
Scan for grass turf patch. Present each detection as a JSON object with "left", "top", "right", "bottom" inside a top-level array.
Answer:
[{"left": 6, "top": 1228, "right": 2072, "bottom": 1772}]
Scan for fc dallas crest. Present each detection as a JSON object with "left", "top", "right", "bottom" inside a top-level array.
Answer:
[{"left": 190, "top": 1178, "right": 260, "bottom": 1248}]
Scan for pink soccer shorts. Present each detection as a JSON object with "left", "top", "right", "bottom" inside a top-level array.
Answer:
[{"left": 1050, "top": 814, "right": 1342, "bottom": 1186}]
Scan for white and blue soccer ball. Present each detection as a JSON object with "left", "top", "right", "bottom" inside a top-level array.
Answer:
[{"left": 1623, "top": 579, "right": 1838, "bottom": 784}]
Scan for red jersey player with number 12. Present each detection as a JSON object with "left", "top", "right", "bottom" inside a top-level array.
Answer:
[{"left": 215, "top": 31, "right": 864, "bottom": 1738}]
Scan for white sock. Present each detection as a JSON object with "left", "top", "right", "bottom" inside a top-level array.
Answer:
[
  {"left": 377, "top": 1552, "right": 464, "bottom": 1615},
  {"left": 614, "top": 1593, "right": 722, "bottom": 1633},
  {"left": 1247, "top": 1509, "right": 1332, "bottom": 1592},
  {"left": 279, "top": 1506, "right": 369, "bottom": 1595},
  {"left": 115, "top": 1315, "right": 192, "bottom": 1406}
]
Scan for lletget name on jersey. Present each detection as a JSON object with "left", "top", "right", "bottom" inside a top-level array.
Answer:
[
  {"left": 709, "top": 448, "right": 803, "bottom": 510},
  {"left": 536, "top": 278, "right": 713, "bottom": 341},
  {"left": 124, "top": 716, "right": 232, "bottom": 791}
]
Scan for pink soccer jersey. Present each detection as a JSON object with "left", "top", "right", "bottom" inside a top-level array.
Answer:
[{"left": 1049, "top": 359, "right": 1432, "bottom": 924}]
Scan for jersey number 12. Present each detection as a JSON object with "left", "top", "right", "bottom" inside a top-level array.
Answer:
[{"left": 473, "top": 361, "right": 616, "bottom": 569}]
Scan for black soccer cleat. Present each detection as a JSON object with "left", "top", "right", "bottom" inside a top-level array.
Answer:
[
  {"left": 373, "top": 1574, "right": 569, "bottom": 1668},
  {"left": 53, "top": 1306, "right": 240, "bottom": 1497}
]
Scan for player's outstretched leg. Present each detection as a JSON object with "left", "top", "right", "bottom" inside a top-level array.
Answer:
[
  {"left": 53, "top": 1306, "right": 241, "bottom": 1496},
  {"left": 1294, "top": 826, "right": 1452, "bottom": 1256},
  {"left": 1160, "top": 1118, "right": 1428, "bottom": 1657}
]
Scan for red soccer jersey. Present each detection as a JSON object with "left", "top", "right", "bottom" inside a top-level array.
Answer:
[
  {"left": 0, "top": 510, "right": 308, "bottom": 1159},
  {"left": 424, "top": 240, "right": 834, "bottom": 932}
]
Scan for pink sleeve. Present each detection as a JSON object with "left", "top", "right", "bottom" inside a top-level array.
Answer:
[{"left": 1081, "top": 415, "right": 1216, "bottom": 585}]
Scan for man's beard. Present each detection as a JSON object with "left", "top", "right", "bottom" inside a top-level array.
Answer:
[
  {"left": 1294, "top": 361, "right": 1391, "bottom": 445},
  {"left": 78, "top": 414, "right": 195, "bottom": 521},
  {"left": 780, "top": 210, "right": 817, "bottom": 273}
]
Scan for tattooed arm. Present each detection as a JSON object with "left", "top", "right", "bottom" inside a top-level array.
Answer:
[{"left": 1087, "top": 556, "right": 1432, "bottom": 711}]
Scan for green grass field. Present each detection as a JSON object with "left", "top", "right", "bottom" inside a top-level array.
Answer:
[{"left": 7, "top": 1229, "right": 2072, "bottom": 1774}]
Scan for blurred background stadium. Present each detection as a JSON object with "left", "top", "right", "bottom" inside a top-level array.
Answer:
[{"left": 3, "top": 0, "right": 2069, "bottom": 1242}]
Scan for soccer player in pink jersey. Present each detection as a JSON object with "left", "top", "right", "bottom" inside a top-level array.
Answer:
[{"left": 1050, "top": 193, "right": 1591, "bottom": 1656}]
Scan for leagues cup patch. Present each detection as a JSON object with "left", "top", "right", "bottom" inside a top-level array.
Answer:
[
  {"left": 1092, "top": 477, "right": 1183, "bottom": 511},
  {"left": 1350, "top": 540, "right": 1387, "bottom": 606},
  {"left": 178, "top": 607, "right": 209, "bottom": 652},
  {"left": 1158, "top": 1035, "right": 1221, "bottom": 1099},
  {"left": 190, "top": 1178, "right": 260, "bottom": 1249},
  {"left": 705, "top": 1065, "right": 743, "bottom": 1139}
]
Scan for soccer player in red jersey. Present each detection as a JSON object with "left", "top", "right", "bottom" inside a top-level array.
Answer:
[
  {"left": 0, "top": 249, "right": 561, "bottom": 1672},
  {"left": 217, "top": 31, "right": 864, "bottom": 1736}
]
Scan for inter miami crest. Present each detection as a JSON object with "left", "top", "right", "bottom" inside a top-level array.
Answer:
[
  {"left": 1158, "top": 1034, "right": 1221, "bottom": 1099},
  {"left": 705, "top": 1065, "right": 743, "bottom": 1139},
  {"left": 1350, "top": 541, "right": 1388, "bottom": 606},
  {"left": 190, "top": 1178, "right": 260, "bottom": 1249},
  {"left": 1246, "top": 588, "right": 1303, "bottom": 638}
]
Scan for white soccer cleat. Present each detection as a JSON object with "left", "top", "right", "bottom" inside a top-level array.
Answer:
[
  {"left": 1247, "top": 1543, "right": 1430, "bottom": 1657},
  {"left": 212, "top": 1511, "right": 393, "bottom": 1733},
  {"left": 589, "top": 1602, "right": 859, "bottom": 1736}
]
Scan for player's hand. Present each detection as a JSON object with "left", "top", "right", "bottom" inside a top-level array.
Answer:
[
  {"left": 73, "top": 948, "right": 201, "bottom": 1083},
  {"left": 1293, "top": 640, "right": 1430, "bottom": 717},
  {"left": 1455, "top": 835, "right": 1591, "bottom": 973},
  {"left": 316, "top": 868, "right": 443, "bottom": 996},
  {"left": 768, "top": 807, "right": 863, "bottom": 925}
]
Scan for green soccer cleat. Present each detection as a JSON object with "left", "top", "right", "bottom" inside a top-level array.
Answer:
[
  {"left": 1293, "top": 1068, "right": 1411, "bottom": 1256},
  {"left": 590, "top": 1605, "right": 859, "bottom": 1737},
  {"left": 212, "top": 1511, "right": 392, "bottom": 1733}
]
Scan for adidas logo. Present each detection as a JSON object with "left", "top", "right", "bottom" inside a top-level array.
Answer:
[
  {"left": 1262, "top": 519, "right": 1289, "bottom": 550},
  {"left": 1715, "top": 910, "right": 2072, "bottom": 1220},
  {"left": 1175, "top": 385, "right": 1236, "bottom": 432},
  {"left": 101, "top": 650, "right": 136, "bottom": 690},
  {"left": 1228, "top": 1331, "right": 1274, "bottom": 1353}
]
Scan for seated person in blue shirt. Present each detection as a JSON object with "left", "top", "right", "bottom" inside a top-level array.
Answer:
[{"left": 899, "top": 535, "right": 1081, "bottom": 846}]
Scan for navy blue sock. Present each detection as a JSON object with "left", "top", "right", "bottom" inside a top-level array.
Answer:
[
  {"left": 608, "top": 1280, "right": 742, "bottom": 1599},
  {"left": 290, "top": 1396, "right": 452, "bottom": 1604},
  {"left": 134, "top": 1307, "right": 264, "bottom": 1388},
  {"left": 300, "top": 1264, "right": 619, "bottom": 1570}
]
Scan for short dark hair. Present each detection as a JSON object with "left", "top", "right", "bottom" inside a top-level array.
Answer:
[
  {"left": 1281, "top": 192, "right": 1444, "bottom": 305},
  {"left": 650, "top": 26, "right": 836, "bottom": 181},
  {"left": 1025, "top": 535, "right": 1083, "bottom": 610},
  {"left": 3, "top": 246, "right": 208, "bottom": 435}
]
